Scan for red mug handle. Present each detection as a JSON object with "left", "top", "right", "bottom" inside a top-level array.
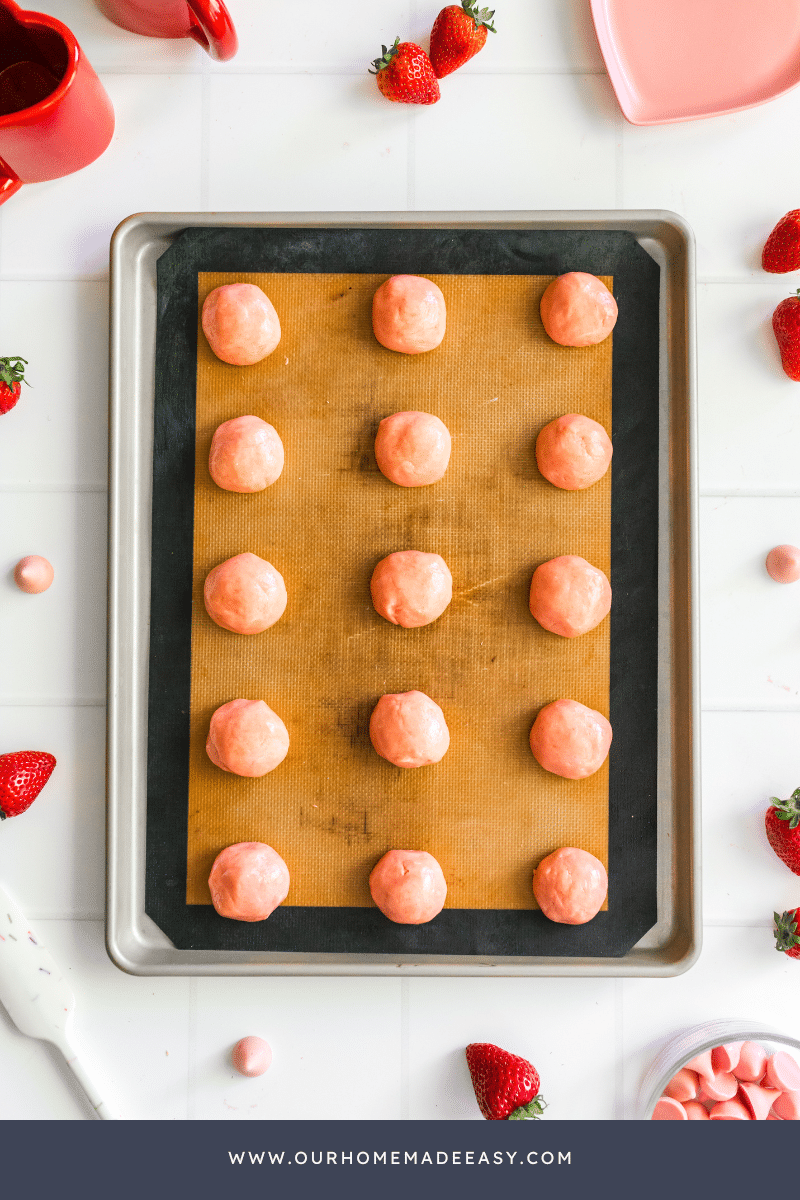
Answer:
[
  {"left": 186, "top": 0, "right": 238, "bottom": 61},
  {"left": 0, "top": 159, "right": 22, "bottom": 207}
]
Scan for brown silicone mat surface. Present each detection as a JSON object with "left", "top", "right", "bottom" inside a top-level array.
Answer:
[{"left": 187, "top": 271, "right": 612, "bottom": 909}]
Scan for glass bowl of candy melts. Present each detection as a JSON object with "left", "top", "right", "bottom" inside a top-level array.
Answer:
[{"left": 640, "top": 1021, "right": 800, "bottom": 1120}]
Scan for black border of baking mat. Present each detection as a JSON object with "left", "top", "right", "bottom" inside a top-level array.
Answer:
[{"left": 145, "top": 226, "right": 659, "bottom": 957}]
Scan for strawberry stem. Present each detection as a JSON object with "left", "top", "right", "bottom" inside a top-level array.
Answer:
[
  {"left": 369, "top": 37, "right": 400, "bottom": 74},
  {"left": 0, "top": 356, "right": 28, "bottom": 387},
  {"left": 462, "top": 1, "right": 497, "bottom": 33},
  {"left": 774, "top": 910, "right": 800, "bottom": 953},
  {"left": 508, "top": 1095, "right": 547, "bottom": 1120},
  {"left": 769, "top": 788, "right": 800, "bottom": 830}
]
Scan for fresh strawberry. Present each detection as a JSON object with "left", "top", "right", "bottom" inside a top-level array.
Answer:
[
  {"left": 429, "top": 2, "right": 496, "bottom": 78},
  {"left": 763, "top": 211, "right": 800, "bottom": 273},
  {"left": 465, "top": 1042, "right": 547, "bottom": 1120},
  {"left": 0, "top": 751, "right": 56, "bottom": 819},
  {"left": 772, "top": 290, "right": 800, "bottom": 380},
  {"left": 774, "top": 907, "right": 800, "bottom": 959},
  {"left": 369, "top": 38, "right": 440, "bottom": 105},
  {"left": 766, "top": 789, "right": 800, "bottom": 877},
  {"left": 0, "top": 356, "right": 28, "bottom": 415}
]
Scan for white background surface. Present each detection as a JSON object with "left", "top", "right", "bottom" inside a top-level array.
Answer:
[{"left": 2, "top": 0, "right": 800, "bottom": 1121}]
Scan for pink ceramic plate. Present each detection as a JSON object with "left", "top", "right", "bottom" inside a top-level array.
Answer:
[{"left": 590, "top": 0, "right": 800, "bottom": 125}]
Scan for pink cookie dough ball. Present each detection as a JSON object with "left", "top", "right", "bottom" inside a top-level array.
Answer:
[
  {"left": 374, "top": 411, "right": 451, "bottom": 487},
  {"left": 208, "top": 842, "right": 290, "bottom": 922},
  {"left": 532, "top": 846, "right": 608, "bottom": 925},
  {"left": 13, "top": 555, "right": 54, "bottom": 594},
  {"left": 529, "top": 699, "right": 612, "bottom": 779},
  {"left": 539, "top": 272, "right": 618, "bottom": 347},
  {"left": 529, "top": 555, "right": 611, "bottom": 638},
  {"left": 536, "top": 414, "right": 613, "bottom": 491},
  {"left": 766, "top": 544, "right": 800, "bottom": 583},
  {"left": 202, "top": 283, "right": 281, "bottom": 366},
  {"left": 369, "top": 690, "right": 450, "bottom": 768},
  {"left": 370, "top": 550, "right": 452, "bottom": 628},
  {"left": 369, "top": 849, "right": 447, "bottom": 924},
  {"left": 232, "top": 1036, "right": 272, "bottom": 1077},
  {"left": 206, "top": 699, "right": 289, "bottom": 777},
  {"left": 204, "top": 552, "right": 287, "bottom": 634},
  {"left": 372, "top": 275, "right": 446, "bottom": 354},
  {"left": 209, "top": 416, "right": 284, "bottom": 492}
]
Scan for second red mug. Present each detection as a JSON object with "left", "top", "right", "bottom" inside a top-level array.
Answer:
[{"left": 95, "top": 0, "right": 238, "bottom": 62}]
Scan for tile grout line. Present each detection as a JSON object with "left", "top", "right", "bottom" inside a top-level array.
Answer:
[
  {"left": 614, "top": 978, "right": 625, "bottom": 1120},
  {"left": 400, "top": 977, "right": 410, "bottom": 1119},
  {"left": 187, "top": 977, "right": 197, "bottom": 1121},
  {"left": 0, "top": 698, "right": 106, "bottom": 707},
  {"left": 0, "top": 484, "right": 107, "bottom": 493},
  {"left": 90, "top": 64, "right": 610, "bottom": 77},
  {"left": 614, "top": 103, "right": 624, "bottom": 209},
  {"left": 200, "top": 59, "right": 211, "bottom": 212}
]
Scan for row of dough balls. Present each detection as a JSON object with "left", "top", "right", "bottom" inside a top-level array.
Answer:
[
  {"left": 207, "top": 841, "right": 609, "bottom": 927},
  {"left": 203, "top": 549, "right": 611, "bottom": 639},
  {"left": 206, "top": 692, "right": 612, "bottom": 780},
  {"left": 201, "top": 271, "right": 618, "bottom": 367},
  {"left": 208, "top": 409, "right": 613, "bottom": 494}
]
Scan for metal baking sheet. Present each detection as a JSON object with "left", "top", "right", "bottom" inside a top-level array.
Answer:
[{"left": 107, "top": 211, "right": 699, "bottom": 976}]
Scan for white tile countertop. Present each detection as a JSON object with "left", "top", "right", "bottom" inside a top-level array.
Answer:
[{"left": 2, "top": 0, "right": 800, "bottom": 1121}]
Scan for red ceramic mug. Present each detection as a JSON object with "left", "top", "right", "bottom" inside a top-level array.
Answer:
[
  {"left": 95, "top": 0, "right": 238, "bottom": 61},
  {"left": 0, "top": 1, "right": 115, "bottom": 205}
]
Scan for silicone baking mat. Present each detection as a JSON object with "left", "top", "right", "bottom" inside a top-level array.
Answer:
[{"left": 145, "top": 226, "right": 660, "bottom": 957}]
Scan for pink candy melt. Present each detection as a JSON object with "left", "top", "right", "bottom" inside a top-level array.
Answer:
[
  {"left": 683, "top": 1101, "right": 710, "bottom": 1120},
  {"left": 772, "top": 1090, "right": 800, "bottom": 1121},
  {"left": 711, "top": 1042, "right": 743, "bottom": 1074},
  {"left": 765, "top": 1052, "right": 800, "bottom": 1093},
  {"left": 652, "top": 1097, "right": 688, "bottom": 1120},
  {"left": 664, "top": 1068, "right": 699, "bottom": 1103},
  {"left": 709, "top": 1099, "right": 751, "bottom": 1120},
  {"left": 739, "top": 1082, "right": 781, "bottom": 1121},
  {"left": 733, "top": 1041, "right": 767, "bottom": 1083},
  {"left": 702, "top": 1071, "right": 737, "bottom": 1103}
]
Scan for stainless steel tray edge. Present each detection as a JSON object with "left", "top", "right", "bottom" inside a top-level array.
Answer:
[{"left": 107, "top": 210, "right": 700, "bottom": 976}]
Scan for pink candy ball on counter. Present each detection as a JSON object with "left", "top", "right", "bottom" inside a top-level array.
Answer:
[
  {"left": 14, "top": 555, "right": 54, "bottom": 594},
  {"left": 231, "top": 1036, "right": 272, "bottom": 1077},
  {"left": 766, "top": 544, "right": 800, "bottom": 583},
  {"left": 653, "top": 1042, "right": 800, "bottom": 1121}
]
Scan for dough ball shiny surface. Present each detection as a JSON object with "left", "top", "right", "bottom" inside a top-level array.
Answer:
[
  {"left": 529, "top": 698, "right": 612, "bottom": 779},
  {"left": 201, "top": 283, "right": 281, "bottom": 366},
  {"left": 372, "top": 275, "right": 446, "bottom": 354},
  {"left": 206, "top": 699, "right": 289, "bottom": 777},
  {"left": 370, "top": 551, "right": 452, "bottom": 628},
  {"left": 533, "top": 847, "right": 608, "bottom": 924},
  {"left": 529, "top": 555, "right": 611, "bottom": 637},
  {"left": 369, "top": 691, "right": 450, "bottom": 768},
  {"left": 369, "top": 849, "right": 447, "bottom": 924},
  {"left": 536, "top": 413, "right": 613, "bottom": 490},
  {"left": 208, "top": 842, "right": 290, "bottom": 922},
  {"left": 766, "top": 544, "right": 800, "bottom": 583},
  {"left": 209, "top": 416, "right": 284, "bottom": 492},
  {"left": 14, "top": 555, "right": 54, "bottom": 594},
  {"left": 204, "top": 552, "right": 287, "bottom": 634},
  {"left": 539, "top": 272, "right": 618, "bottom": 347},
  {"left": 232, "top": 1036, "right": 272, "bottom": 1077},
  {"left": 374, "top": 411, "right": 451, "bottom": 487}
]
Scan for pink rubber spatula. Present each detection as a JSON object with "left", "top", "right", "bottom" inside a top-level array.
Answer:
[{"left": 0, "top": 879, "right": 119, "bottom": 1118}]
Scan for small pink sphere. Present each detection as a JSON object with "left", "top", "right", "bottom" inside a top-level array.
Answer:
[
  {"left": 766, "top": 544, "right": 800, "bottom": 583},
  {"left": 231, "top": 1036, "right": 272, "bottom": 1077},
  {"left": 374, "top": 411, "right": 451, "bottom": 487},
  {"left": 529, "top": 555, "right": 611, "bottom": 638},
  {"left": 370, "top": 551, "right": 452, "bottom": 628},
  {"left": 204, "top": 552, "right": 287, "bottom": 635},
  {"left": 14, "top": 556, "right": 54, "bottom": 594},
  {"left": 369, "top": 691, "right": 450, "bottom": 768},
  {"left": 206, "top": 699, "right": 289, "bottom": 777},
  {"left": 369, "top": 849, "right": 447, "bottom": 924},
  {"left": 202, "top": 283, "right": 281, "bottom": 366},
  {"left": 209, "top": 416, "right": 284, "bottom": 492}
]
